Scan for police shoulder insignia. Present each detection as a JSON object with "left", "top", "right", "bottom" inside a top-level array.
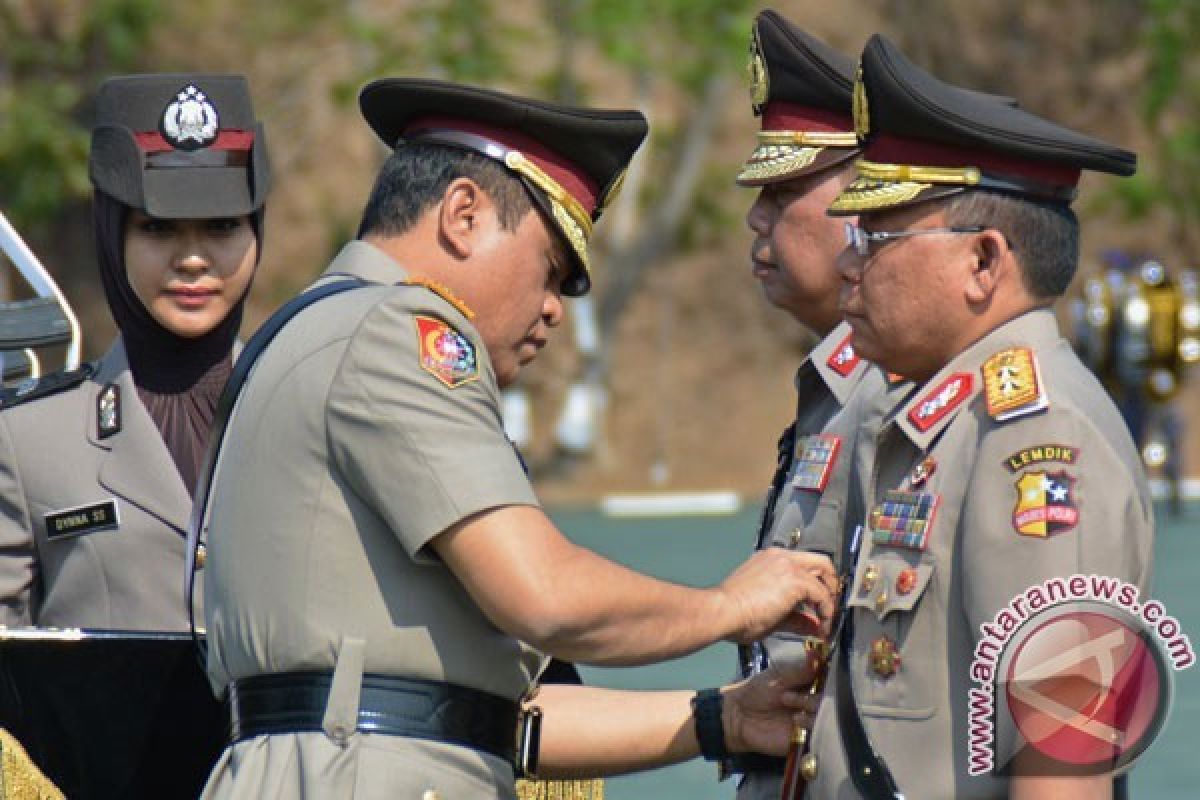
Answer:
[
  {"left": 97, "top": 383, "right": 121, "bottom": 439},
  {"left": 1012, "top": 469, "right": 1079, "bottom": 537},
  {"left": 826, "top": 332, "right": 860, "bottom": 377},
  {"left": 982, "top": 347, "right": 1047, "bottom": 422},
  {"left": 415, "top": 315, "right": 478, "bottom": 388},
  {"left": 1003, "top": 444, "right": 1079, "bottom": 473},
  {"left": 907, "top": 372, "right": 973, "bottom": 432},
  {"left": 402, "top": 278, "right": 475, "bottom": 320},
  {"left": 792, "top": 433, "right": 841, "bottom": 492}
]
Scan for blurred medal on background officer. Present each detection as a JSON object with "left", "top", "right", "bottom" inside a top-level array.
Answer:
[{"left": 804, "top": 35, "right": 1153, "bottom": 798}]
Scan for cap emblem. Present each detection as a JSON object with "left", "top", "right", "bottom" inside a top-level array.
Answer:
[
  {"left": 161, "top": 85, "right": 219, "bottom": 150},
  {"left": 852, "top": 64, "right": 869, "bottom": 140},
  {"left": 747, "top": 26, "right": 769, "bottom": 113}
]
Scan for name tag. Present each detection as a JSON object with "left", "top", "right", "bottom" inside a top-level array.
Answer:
[{"left": 44, "top": 500, "right": 120, "bottom": 540}]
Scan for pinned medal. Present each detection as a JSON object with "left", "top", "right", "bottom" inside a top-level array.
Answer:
[
  {"left": 895, "top": 568, "right": 918, "bottom": 596},
  {"left": 160, "top": 84, "right": 219, "bottom": 150},
  {"left": 860, "top": 563, "right": 879, "bottom": 594},
  {"left": 415, "top": 316, "right": 478, "bottom": 388},
  {"left": 907, "top": 456, "right": 936, "bottom": 488},
  {"left": 825, "top": 332, "right": 860, "bottom": 377},
  {"left": 869, "top": 635, "right": 901, "bottom": 679},
  {"left": 983, "top": 347, "right": 1047, "bottom": 421},
  {"left": 792, "top": 433, "right": 841, "bottom": 492},
  {"left": 97, "top": 383, "right": 121, "bottom": 439}
]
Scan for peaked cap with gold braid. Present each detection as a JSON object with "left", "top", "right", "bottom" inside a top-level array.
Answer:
[
  {"left": 359, "top": 78, "right": 647, "bottom": 297},
  {"left": 736, "top": 10, "right": 860, "bottom": 186},
  {"left": 829, "top": 34, "right": 1136, "bottom": 215}
]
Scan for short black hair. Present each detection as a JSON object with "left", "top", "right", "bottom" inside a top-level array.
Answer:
[
  {"left": 943, "top": 190, "right": 1079, "bottom": 298},
  {"left": 357, "top": 141, "right": 534, "bottom": 238}
]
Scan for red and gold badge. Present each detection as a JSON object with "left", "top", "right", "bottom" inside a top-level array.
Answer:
[
  {"left": 826, "top": 332, "right": 860, "bottom": 377},
  {"left": 1012, "top": 470, "right": 1079, "bottom": 537},
  {"left": 415, "top": 315, "right": 478, "bottom": 388}
]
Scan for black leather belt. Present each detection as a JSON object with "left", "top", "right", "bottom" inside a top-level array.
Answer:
[{"left": 227, "top": 672, "right": 519, "bottom": 766}]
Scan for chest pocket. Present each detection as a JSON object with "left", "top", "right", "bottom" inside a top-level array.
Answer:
[{"left": 846, "top": 489, "right": 940, "bottom": 718}]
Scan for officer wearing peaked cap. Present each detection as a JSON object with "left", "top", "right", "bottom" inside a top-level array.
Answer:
[
  {"left": 735, "top": 12, "right": 913, "bottom": 798},
  {"left": 197, "top": 78, "right": 842, "bottom": 799},
  {"left": 801, "top": 35, "right": 1154, "bottom": 799},
  {"left": 0, "top": 73, "right": 268, "bottom": 631}
]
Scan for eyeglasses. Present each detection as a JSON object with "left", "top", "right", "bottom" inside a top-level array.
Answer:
[{"left": 843, "top": 222, "right": 987, "bottom": 257}]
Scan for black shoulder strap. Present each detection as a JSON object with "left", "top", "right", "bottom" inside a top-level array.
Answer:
[
  {"left": 185, "top": 278, "right": 368, "bottom": 656},
  {"left": 0, "top": 363, "right": 94, "bottom": 409}
]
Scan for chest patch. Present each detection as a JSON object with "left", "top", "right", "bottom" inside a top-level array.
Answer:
[
  {"left": 415, "top": 315, "right": 478, "bottom": 388},
  {"left": 792, "top": 434, "right": 841, "bottom": 492},
  {"left": 869, "top": 489, "right": 939, "bottom": 550},
  {"left": 1013, "top": 470, "right": 1079, "bottom": 537},
  {"left": 44, "top": 499, "right": 120, "bottom": 540}
]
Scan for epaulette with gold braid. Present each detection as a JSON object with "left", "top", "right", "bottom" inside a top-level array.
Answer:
[
  {"left": 401, "top": 278, "right": 475, "bottom": 320},
  {"left": 516, "top": 778, "right": 604, "bottom": 800}
]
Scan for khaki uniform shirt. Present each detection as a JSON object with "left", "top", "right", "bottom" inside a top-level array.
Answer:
[
  {"left": 0, "top": 340, "right": 194, "bottom": 629},
  {"left": 740, "top": 327, "right": 911, "bottom": 800},
  {"left": 806, "top": 309, "right": 1154, "bottom": 799},
  {"left": 201, "top": 241, "right": 542, "bottom": 800}
]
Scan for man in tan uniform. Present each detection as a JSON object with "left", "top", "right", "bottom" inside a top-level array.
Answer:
[
  {"left": 198, "top": 79, "right": 840, "bottom": 799},
  {"left": 800, "top": 35, "right": 1153, "bottom": 799},
  {"left": 733, "top": 13, "right": 913, "bottom": 798}
]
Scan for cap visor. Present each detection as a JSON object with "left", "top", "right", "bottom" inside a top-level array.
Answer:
[
  {"left": 141, "top": 167, "right": 258, "bottom": 219},
  {"left": 736, "top": 145, "right": 858, "bottom": 187}
]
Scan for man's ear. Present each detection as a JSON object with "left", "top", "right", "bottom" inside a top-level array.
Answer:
[
  {"left": 438, "top": 177, "right": 490, "bottom": 259},
  {"left": 964, "top": 229, "right": 1010, "bottom": 304}
]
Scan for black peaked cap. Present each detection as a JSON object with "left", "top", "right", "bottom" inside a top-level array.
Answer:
[
  {"left": 89, "top": 74, "right": 269, "bottom": 219},
  {"left": 754, "top": 10, "right": 855, "bottom": 115},
  {"left": 359, "top": 78, "right": 648, "bottom": 296}
]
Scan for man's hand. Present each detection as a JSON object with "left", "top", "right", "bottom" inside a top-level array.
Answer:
[
  {"left": 721, "top": 656, "right": 821, "bottom": 756},
  {"left": 718, "top": 549, "right": 838, "bottom": 644}
]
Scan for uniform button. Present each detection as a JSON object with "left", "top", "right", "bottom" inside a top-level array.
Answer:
[
  {"left": 874, "top": 591, "right": 888, "bottom": 612},
  {"left": 861, "top": 564, "right": 879, "bottom": 593},
  {"left": 800, "top": 753, "right": 818, "bottom": 781},
  {"left": 330, "top": 724, "right": 349, "bottom": 746},
  {"left": 789, "top": 528, "right": 803, "bottom": 548},
  {"left": 195, "top": 544, "right": 207, "bottom": 569}
]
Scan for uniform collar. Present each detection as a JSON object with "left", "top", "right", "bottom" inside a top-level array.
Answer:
[
  {"left": 894, "top": 308, "right": 1061, "bottom": 449},
  {"left": 806, "top": 321, "right": 870, "bottom": 406},
  {"left": 322, "top": 240, "right": 413, "bottom": 285}
]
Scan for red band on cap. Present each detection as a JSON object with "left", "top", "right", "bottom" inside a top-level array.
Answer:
[
  {"left": 134, "top": 130, "right": 255, "bottom": 154},
  {"left": 866, "top": 133, "right": 1081, "bottom": 189},
  {"left": 406, "top": 116, "right": 599, "bottom": 215},
  {"left": 762, "top": 102, "right": 854, "bottom": 135}
]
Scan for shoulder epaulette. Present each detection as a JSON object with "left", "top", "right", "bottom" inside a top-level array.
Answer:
[
  {"left": 981, "top": 346, "right": 1048, "bottom": 422},
  {"left": 400, "top": 278, "right": 475, "bottom": 320},
  {"left": 0, "top": 363, "right": 95, "bottom": 411}
]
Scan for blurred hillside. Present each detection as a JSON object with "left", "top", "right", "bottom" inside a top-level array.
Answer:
[{"left": 2, "top": 0, "right": 1197, "bottom": 502}]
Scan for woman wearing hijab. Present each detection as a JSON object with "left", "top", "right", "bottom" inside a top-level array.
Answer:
[{"left": 0, "top": 73, "right": 270, "bottom": 630}]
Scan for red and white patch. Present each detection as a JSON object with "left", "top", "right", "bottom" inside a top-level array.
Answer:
[
  {"left": 907, "top": 373, "right": 974, "bottom": 432},
  {"left": 826, "top": 332, "right": 860, "bottom": 377}
]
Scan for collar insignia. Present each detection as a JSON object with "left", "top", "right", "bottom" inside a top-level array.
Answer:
[
  {"left": 415, "top": 316, "right": 478, "bottom": 389},
  {"left": 852, "top": 64, "right": 870, "bottom": 140},
  {"left": 97, "top": 383, "right": 121, "bottom": 439},
  {"left": 826, "top": 332, "right": 860, "bottom": 377},
  {"left": 748, "top": 26, "right": 769, "bottom": 114},
  {"left": 983, "top": 347, "right": 1046, "bottom": 421},
  {"left": 161, "top": 84, "right": 219, "bottom": 150},
  {"left": 792, "top": 433, "right": 841, "bottom": 492},
  {"left": 907, "top": 372, "right": 973, "bottom": 432}
]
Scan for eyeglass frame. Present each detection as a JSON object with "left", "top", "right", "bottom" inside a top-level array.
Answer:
[{"left": 843, "top": 221, "right": 989, "bottom": 257}]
